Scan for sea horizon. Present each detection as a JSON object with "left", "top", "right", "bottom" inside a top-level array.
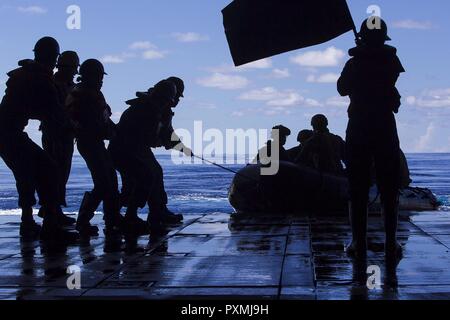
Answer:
[{"left": 1, "top": 153, "right": 449, "bottom": 216}]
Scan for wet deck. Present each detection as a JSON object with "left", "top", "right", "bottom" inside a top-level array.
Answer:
[{"left": 0, "top": 211, "right": 450, "bottom": 300}]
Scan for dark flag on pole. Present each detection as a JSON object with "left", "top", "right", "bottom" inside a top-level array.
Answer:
[{"left": 222, "top": 0, "right": 356, "bottom": 66}]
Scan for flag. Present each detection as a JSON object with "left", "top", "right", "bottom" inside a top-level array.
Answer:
[{"left": 222, "top": 0, "right": 355, "bottom": 66}]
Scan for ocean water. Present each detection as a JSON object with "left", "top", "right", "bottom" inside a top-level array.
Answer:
[{"left": 0, "top": 154, "right": 449, "bottom": 215}]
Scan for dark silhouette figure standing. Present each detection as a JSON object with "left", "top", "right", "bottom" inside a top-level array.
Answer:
[
  {"left": 39, "top": 51, "right": 80, "bottom": 226},
  {"left": 297, "top": 115, "right": 346, "bottom": 175},
  {"left": 109, "top": 79, "right": 191, "bottom": 231},
  {"left": 0, "top": 37, "right": 78, "bottom": 241},
  {"left": 338, "top": 19, "right": 405, "bottom": 258},
  {"left": 67, "top": 59, "right": 122, "bottom": 236}
]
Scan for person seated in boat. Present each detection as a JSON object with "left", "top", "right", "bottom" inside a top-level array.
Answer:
[
  {"left": 287, "top": 130, "right": 313, "bottom": 162},
  {"left": 253, "top": 125, "right": 291, "bottom": 165},
  {"left": 296, "top": 114, "right": 346, "bottom": 175}
]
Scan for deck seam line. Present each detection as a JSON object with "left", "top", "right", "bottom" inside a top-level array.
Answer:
[
  {"left": 82, "top": 214, "right": 207, "bottom": 296},
  {"left": 410, "top": 220, "right": 450, "bottom": 251},
  {"left": 276, "top": 222, "right": 291, "bottom": 300}
]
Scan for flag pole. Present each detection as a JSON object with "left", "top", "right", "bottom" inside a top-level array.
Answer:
[{"left": 344, "top": 0, "right": 360, "bottom": 44}]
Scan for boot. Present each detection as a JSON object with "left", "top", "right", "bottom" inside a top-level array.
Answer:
[
  {"left": 104, "top": 212, "right": 124, "bottom": 237},
  {"left": 124, "top": 207, "right": 150, "bottom": 236},
  {"left": 40, "top": 208, "right": 79, "bottom": 244},
  {"left": 147, "top": 211, "right": 165, "bottom": 232},
  {"left": 160, "top": 206, "right": 184, "bottom": 224},
  {"left": 20, "top": 207, "right": 41, "bottom": 240},
  {"left": 103, "top": 196, "right": 124, "bottom": 237},
  {"left": 346, "top": 200, "right": 368, "bottom": 259},
  {"left": 383, "top": 198, "right": 403, "bottom": 259},
  {"left": 76, "top": 223, "right": 99, "bottom": 237},
  {"left": 38, "top": 207, "right": 76, "bottom": 226},
  {"left": 75, "top": 192, "right": 101, "bottom": 236},
  {"left": 123, "top": 216, "right": 149, "bottom": 236},
  {"left": 20, "top": 221, "right": 41, "bottom": 240}
]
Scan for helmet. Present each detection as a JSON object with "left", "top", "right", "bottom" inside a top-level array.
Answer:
[
  {"left": 79, "top": 59, "right": 107, "bottom": 78},
  {"left": 272, "top": 125, "right": 291, "bottom": 137},
  {"left": 166, "top": 76, "right": 185, "bottom": 97},
  {"left": 33, "top": 36, "right": 60, "bottom": 61},
  {"left": 152, "top": 80, "right": 178, "bottom": 101},
  {"left": 359, "top": 17, "right": 391, "bottom": 43},
  {"left": 311, "top": 114, "right": 329, "bottom": 131},
  {"left": 297, "top": 130, "right": 313, "bottom": 143},
  {"left": 57, "top": 51, "right": 80, "bottom": 68}
]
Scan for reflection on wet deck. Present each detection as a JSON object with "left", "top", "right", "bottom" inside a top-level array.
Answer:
[{"left": 0, "top": 211, "right": 449, "bottom": 300}]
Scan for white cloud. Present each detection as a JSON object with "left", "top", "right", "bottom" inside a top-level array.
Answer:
[
  {"left": 206, "top": 58, "right": 273, "bottom": 74},
  {"left": 129, "top": 41, "right": 155, "bottom": 50},
  {"left": 142, "top": 49, "right": 167, "bottom": 60},
  {"left": 271, "top": 68, "right": 290, "bottom": 79},
  {"left": 414, "top": 122, "right": 437, "bottom": 152},
  {"left": 326, "top": 96, "right": 350, "bottom": 107},
  {"left": 305, "top": 99, "right": 322, "bottom": 107},
  {"left": 17, "top": 6, "right": 47, "bottom": 14},
  {"left": 197, "top": 73, "right": 249, "bottom": 90},
  {"left": 407, "top": 88, "right": 450, "bottom": 108},
  {"left": 239, "top": 87, "right": 282, "bottom": 101},
  {"left": 291, "top": 47, "right": 345, "bottom": 67},
  {"left": 406, "top": 96, "right": 417, "bottom": 106},
  {"left": 392, "top": 20, "right": 434, "bottom": 30},
  {"left": 101, "top": 52, "right": 136, "bottom": 64},
  {"left": 101, "top": 55, "right": 126, "bottom": 64},
  {"left": 103, "top": 41, "right": 166, "bottom": 63},
  {"left": 239, "top": 87, "right": 319, "bottom": 109},
  {"left": 307, "top": 73, "right": 340, "bottom": 83},
  {"left": 172, "top": 32, "right": 209, "bottom": 43},
  {"left": 267, "top": 92, "right": 304, "bottom": 107},
  {"left": 238, "top": 89, "right": 349, "bottom": 116},
  {"left": 237, "top": 58, "right": 272, "bottom": 70},
  {"left": 239, "top": 87, "right": 323, "bottom": 109}
]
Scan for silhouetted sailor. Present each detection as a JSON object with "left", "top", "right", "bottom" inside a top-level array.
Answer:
[
  {"left": 254, "top": 125, "right": 291, "bottom": 165},
  {"left": 297, "top": 115, "right": 346, "bottom": 175},
  {"left": 338, "top": 18, "right": 405, "bottom": 259},
  {"left": 67, "top": 59, "right": 122, "bottom": 236},
  {"left": 0, "top": 37, "right": 78, "bottom": 241},
  {"left": 39, "top": 51, "right": 80, "bottom": 226},
  {"left": 109, "top": 79, "right": 192, "bottom": 232},
  {"left": 287, "top": 130, "right": 313, "bottom": 162},
  {"left": 154, "top": 77, "right": 192, "bottom": 221}
]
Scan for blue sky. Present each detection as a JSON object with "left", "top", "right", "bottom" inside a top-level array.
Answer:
[{"left": 0, "top": 0, "right": 449, "bottom": 153}]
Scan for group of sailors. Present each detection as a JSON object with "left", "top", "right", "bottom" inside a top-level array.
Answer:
[
  {"left": 0, "top": 17, "right": 411, "bottom": 259},
  {"left": 0, "top": 37, "right": 192, "bottom": 242},
  {"left": 255, "top": 115, "right": 411, "bottom": 190}
]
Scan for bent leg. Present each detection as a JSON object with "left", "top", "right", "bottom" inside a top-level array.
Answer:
[
  {"left": 78, "top": 141, "right": 121, "bottom": 227},
  {"left": 0, "top": 134, "right": 38, "bottom": 211}
]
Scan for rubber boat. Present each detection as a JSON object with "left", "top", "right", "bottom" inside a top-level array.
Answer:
[{"left": 228, "top": 161, "right": 440, "bottom": 215}]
